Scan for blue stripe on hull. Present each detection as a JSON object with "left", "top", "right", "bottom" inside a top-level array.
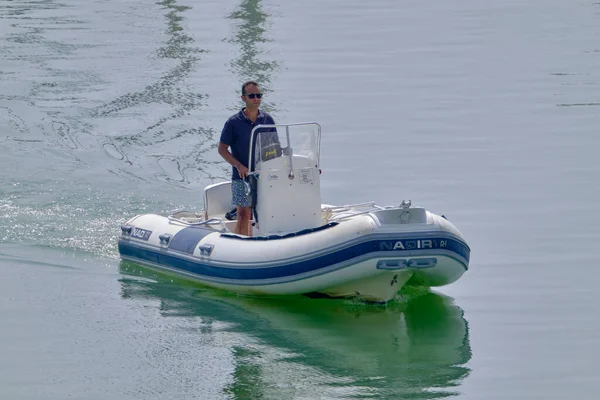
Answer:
[
  {"left": 169, "top": 227, "right": 213, "bottom": 254},
  {"left": 118, "top": 235, "right": 469, "bottom": 282}
]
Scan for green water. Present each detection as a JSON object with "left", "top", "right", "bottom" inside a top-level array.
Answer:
[
  {"left": 2, "top": 0, "right": 599, "bottom": 398},
  {"left": 120, "top": 263, "right": 470, "bottom": 399}
]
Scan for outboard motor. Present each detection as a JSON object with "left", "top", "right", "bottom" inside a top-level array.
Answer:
[{"left": 249, "top": 123, "right": 322, "bottom": 236}]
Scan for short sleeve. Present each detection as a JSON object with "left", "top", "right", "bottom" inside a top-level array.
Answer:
[{"left": 220, "top": 119, "right": 233, "bottom": 146}]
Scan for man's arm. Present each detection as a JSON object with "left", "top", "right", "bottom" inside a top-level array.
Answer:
[{"left": 218, "top": 142, "right": 249, "bottom": 178}]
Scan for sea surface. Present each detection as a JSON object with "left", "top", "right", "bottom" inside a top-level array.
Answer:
[{"left": 1, "top": 0, "right": 599, "bottom": 399}]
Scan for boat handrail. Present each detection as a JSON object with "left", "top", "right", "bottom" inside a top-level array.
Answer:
[
  {"left": 328, "top": 208, "right": 381, "bottom": 221},
  {"left": 324, "top": 202, "right": 386, "bottom": 222},
  {"left": 323, "top": 201, "right": 380, "bottom": 211},
  {"left": 167, "top": 215, "right": 226, "bottom": 230}
]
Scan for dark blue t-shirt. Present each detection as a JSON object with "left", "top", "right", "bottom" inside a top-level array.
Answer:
[{"left": 220, "top": 109, "right": 276, "bottom": 180}]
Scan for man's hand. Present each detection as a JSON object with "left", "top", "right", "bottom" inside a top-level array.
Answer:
[{"left": 236, "top": 164, "right": 249, "bottom": 179}]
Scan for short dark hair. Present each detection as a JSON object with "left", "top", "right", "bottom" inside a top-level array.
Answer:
[{"left": 241, "top": 81, "right": 259, "bottom": 95}]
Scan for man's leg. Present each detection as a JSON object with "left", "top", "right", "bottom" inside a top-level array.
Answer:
[
  {"left": 232, "top": 179, "right": 253, "bottom": 236},
  {"left": 235, "top": 206, "right": 251, "bottom": 235}
]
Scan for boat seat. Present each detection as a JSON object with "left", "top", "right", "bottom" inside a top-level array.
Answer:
[{"left": 204, "top": 181, "right": 233, "bottom": 220}]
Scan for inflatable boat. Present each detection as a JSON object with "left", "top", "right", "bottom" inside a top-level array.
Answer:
[{"left": 118, "top": 123, "right": 470, "bottom": 302}]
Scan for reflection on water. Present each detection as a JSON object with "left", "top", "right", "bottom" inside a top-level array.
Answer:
[
  {"left": 90, "top": 0, "right": 219, "bottom": 184},
  {"left": 0, "top": 0, "right": 223, "bottom": 186},
  {"left": 119, "top": 262, "right": 471, "bottom": 399},
  {"left": 92, "top": 0, "right": 204, "bottom": 118},
  {"left": 0, "top": 2, "right": 210, "bottom": 256},
  {"left": 0, "top": 0, "right": 99, "bottom": 154},
  {"left": 227, "top": 0, "right": 279, "bottom": 113}
]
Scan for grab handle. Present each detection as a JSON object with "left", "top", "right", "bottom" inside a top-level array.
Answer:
[
  {"left": 407, "top": 258, "right": 438, "bottom": 269},
  {"left": 376, "top": 258, "right": 438, "bottom": 270}
]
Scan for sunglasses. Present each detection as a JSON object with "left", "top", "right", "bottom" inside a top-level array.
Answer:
[{"left": 245, "top": 93, "right": 263, "bottom": 99}]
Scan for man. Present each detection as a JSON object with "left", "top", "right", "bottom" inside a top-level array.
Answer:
[{"left": 218, "top": 81, "right": 275, "bottom": 236}]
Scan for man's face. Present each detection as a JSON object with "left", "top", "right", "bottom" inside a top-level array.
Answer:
[{"left": 241, "top": 84, "right": 262, "bottom": 109}]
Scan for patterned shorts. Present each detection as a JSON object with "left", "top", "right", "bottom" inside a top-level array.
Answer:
[{"left": 231, "top": 179, "right": 252, "bottom": 207}]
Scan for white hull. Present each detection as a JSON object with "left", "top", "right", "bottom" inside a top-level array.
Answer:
[{"left": 118, "top": 204, "right": 470, "bottom": 303}]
